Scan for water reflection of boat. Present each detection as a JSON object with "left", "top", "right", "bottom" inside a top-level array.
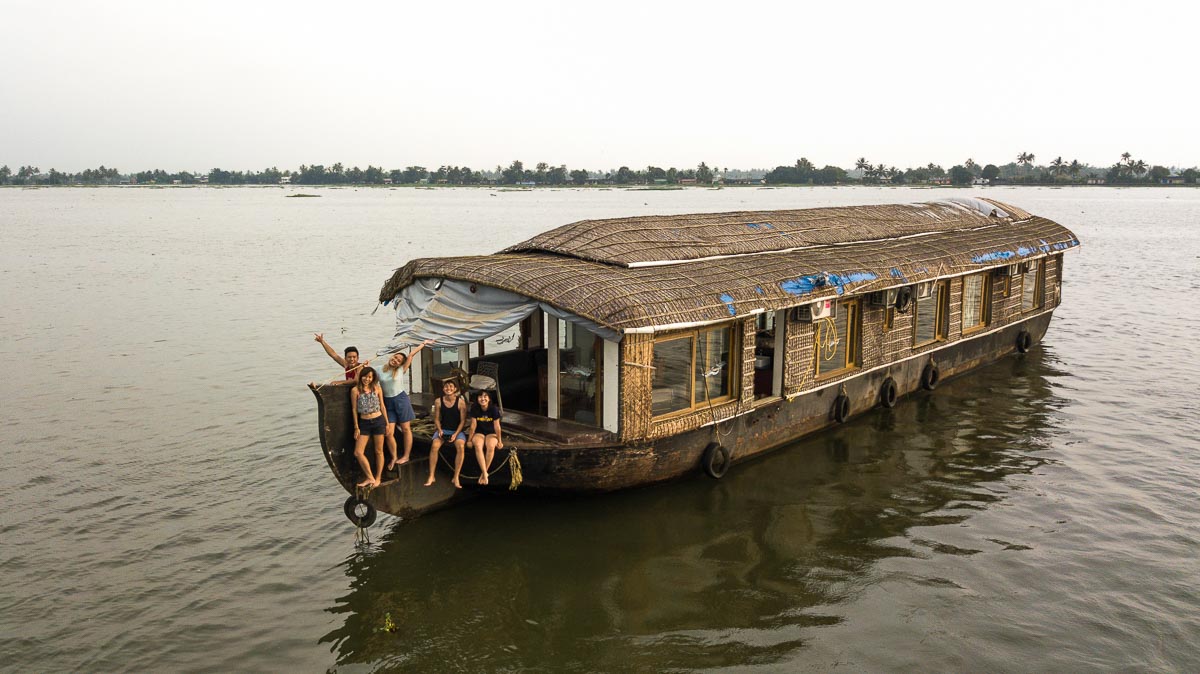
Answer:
[
  {"left": 311, "top": 197, "right": 1079, "bottom": 525},
  {"left": 318, "top": 351, "right": 1066, "bottom": 669}
]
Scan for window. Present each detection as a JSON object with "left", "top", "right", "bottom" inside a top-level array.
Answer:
[
  {"left": 485, "top": 323, "right": 522, "bottom": 356},
  {"left": 1021, "top": 259, "right": 1044, "bottom": 311},
  {"left": 962, "top": 272, "right": 991, "bottom": 333},
  {"left": 913, "top": 280, "right": 949, "bottom": 346},
  {"left": 652, "top": 324, "right": 738, "bottom": 417},
  {"left": 815, "top": 300, "right": 861, "bottom": 377},
  {"left": 558, "top": 321, "right": 601, "bottom": 425},
  {"left": 430, "top": 347, "right": 462, "bottom": 382},
  {"left": 753, "top": 311, "right": 782, "bottom": 400}
]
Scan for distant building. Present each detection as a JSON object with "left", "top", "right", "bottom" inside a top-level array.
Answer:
[
  {"left": 279, "top": 175, "right": 292, "bottom": 185},
  {"left": 1162, "top": 175, "right": 1185, "bottom": 185},
  {"left": 1086, "top": 177, "right": 1106, "bottom": 185},
  {"left": 383, "top": 177, "right": 393, "bottom": 184},
  {"left": 678, "top": 178, "right": 697, "bottom": 185}
]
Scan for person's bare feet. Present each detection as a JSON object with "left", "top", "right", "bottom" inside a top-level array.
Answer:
[
  {"left": 357, "top": 478, "right": 374, "bottom": 488},
  {"left": 397, "top": 455, "right": 410, "bottom": 465},
  {"left": 386, "top": 460, "right": 396, "bottom": 471},
  {"left": 453, "top": 480, "right": 462, "bottom": 489},
  {"left": 479, "top": 474, "right": 489, "bottom": 485},
  {"left": 423, "top": 477, "right": 435, "bottom": 487}
]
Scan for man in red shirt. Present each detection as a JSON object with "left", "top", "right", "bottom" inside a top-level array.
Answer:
[{"left": 314, "top": 333, "right": 369, "bottom": 381}]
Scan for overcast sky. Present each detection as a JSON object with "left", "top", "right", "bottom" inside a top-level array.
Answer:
[{"left": 2, "top": 0, "right": 1197, "bottom": 173}]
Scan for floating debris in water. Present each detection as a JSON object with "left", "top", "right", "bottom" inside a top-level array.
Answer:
[
  {"left": 286, "top": 193, "right": 321, "bottom": 198},
  {"left": 379, "top": 612, "right": 399, "bottom": 633}
]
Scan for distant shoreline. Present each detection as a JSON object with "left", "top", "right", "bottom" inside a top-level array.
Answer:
[{"left": 2, "top": 183, "right": 1195, "bottom": 189}]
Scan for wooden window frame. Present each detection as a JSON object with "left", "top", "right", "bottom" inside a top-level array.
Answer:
[
  {"left": 912, "top": 279, "right": 950, "bottom": 347},
  {"left": 814, "top": 299, "right": 862, "bottom": 380},
  {"left": 651, "top": 323, "right": 740, "bottom": 419},
  {"left": 961, "top": 272, "right": 992, "bottom": 335},
  {"left": 1021, "top": 259, "right": 1045, "bottom": 312}
]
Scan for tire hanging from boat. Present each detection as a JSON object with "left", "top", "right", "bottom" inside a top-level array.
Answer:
[
  {"left": 343, "top": 495, "right": 377, "bottom": 528},
  {"left": 702, "top": 442, "right": 731, "bottom": 479},
  {"left": 832, "top": 393, "right": 851, "bottom": 423},
  {"left": 1016, "top": 330, "right": 1033, "bottom": 353},
  {"left": 879, "top": 377, "right": 898, "bottom": 408},
  {"left": 920, "top": 362, "right": 940, "bottom": 391}
]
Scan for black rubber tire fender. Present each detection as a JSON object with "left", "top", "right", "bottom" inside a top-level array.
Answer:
[
  {"left": 343, "top": 495, "right": 377, "bottom": 528},
  {"left": 879, "top": 377, "right": 898, "bottom": 409},
  {"left": 1016, "top": 330, "right": 1033, "bottom": 353},
  {"left": 702, "top": 442, "right": 731, "bottom": 479},
  {"left": 894, "top": 286, "right": 913, "bottom": 314},
  {"left": 832, "top": 393, "right": 851, "bottom": 423},
  {"left": 920, "top": 362, "right": 941, "bottom": 391}
]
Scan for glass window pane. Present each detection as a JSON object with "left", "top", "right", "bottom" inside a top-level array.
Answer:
[
  {"left": 559, "top": 322, "right": 599, "bottom": 425},
  {"left": 915, "top": 285, "right": 940, "bottom": 344},
  {"left": 1022, "top": 261, "right": 1039, "bottom": 310},
  {"left": 694, "top": 327, "right": 732, "bottom": 400},
  {"left": 652, "top": 337, "right": 694, "bottom": 415},
  {"left": 487, "top": 323, "right": 521, "bottom": 355},
  {"left": 963, "top": 275, "right": 983, "bottom": 330},
  {"left": 817, "top": 309, "right": 849, "bottom": 375},
  {"left": 431, "top": 347, "right": 461, "bottom": 380}
]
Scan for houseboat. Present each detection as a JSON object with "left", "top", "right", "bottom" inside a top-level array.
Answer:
[{"left": 312, "top": 197, "right": 1079, "bottom": 526}]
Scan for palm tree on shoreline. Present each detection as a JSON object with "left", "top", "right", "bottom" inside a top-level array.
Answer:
[{"left": 1050, "top": 156, "right": 1065, "bottom": 179}]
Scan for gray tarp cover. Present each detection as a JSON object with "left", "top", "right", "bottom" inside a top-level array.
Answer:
[{"left": 381, "top": 278, "right": 620, "bottom": 354}]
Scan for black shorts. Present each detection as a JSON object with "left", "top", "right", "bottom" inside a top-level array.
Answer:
[{"left": 358, "top": 415, "right": 386, "bottom": 436}]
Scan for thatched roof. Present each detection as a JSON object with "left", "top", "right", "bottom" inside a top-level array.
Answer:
[{"left": 379, "top": 198, "right": 1079, "bottom": 333}]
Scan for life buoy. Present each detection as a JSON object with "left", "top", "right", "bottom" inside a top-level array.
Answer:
[
  {"left": 920, "top": 362, "right": 940, "bottom": 391},
  {"left": 879, "top": 377, "right": 898, "bottom": 408},
  {"left": 702, "top": 442, "right": 731, "bottom": 479},
  {"left": 1016, "top": 330, "right": 1033, "bottom": 353},
  {"left": 832, "top": 393, "right": 851, "bottom": 423},
  {"left": 894, "top": 286, "right": 913, "bottom": 314},
  {"left": 343, "top": 495, "right": 377, "bottom": 528}
]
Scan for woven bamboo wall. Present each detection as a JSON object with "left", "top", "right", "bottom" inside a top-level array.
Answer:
[
  {"left": 783, "top": 309, "right": 815, "bottom": 395},
  {"left": 622, "top": 254, "right": 1068, "bottom": 442},
  {"left": 947, "top": 279, "right": 964, "bottom": 342},
  {"left": 739, "top": 319, "right": 756, "bottom": 404},
  {"left": 619, "top": 333, "right": 654, "bottom": 442},
  {"left": 861, "top": 302, "right": 888, "bottom": 379}
]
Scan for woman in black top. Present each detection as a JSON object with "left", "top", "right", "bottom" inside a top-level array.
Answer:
[
  {"left": 468, "top": 390, "right": 503, "bottom": 485},
  {"left": 426, "top": 379, "right": 468, "bottom": 489}
]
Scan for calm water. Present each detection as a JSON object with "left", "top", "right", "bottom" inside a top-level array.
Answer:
[{"left": 1, "top": 185, "right": 1198, "bottom": 672}]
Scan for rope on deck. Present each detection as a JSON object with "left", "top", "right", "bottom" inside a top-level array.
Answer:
[{"left": 437, "top": 445, "right": 522, "bottom": 490}]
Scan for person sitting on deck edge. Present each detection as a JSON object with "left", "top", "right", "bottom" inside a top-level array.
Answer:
[
  {"left": 314, "top": 333, "right": 369, "bottom": 381},
  {"left": 427, "top": 379, "right": 468, "bottom": 489},
  {"left": 468, "top": 390, "right": 503, "bottom": 486}
]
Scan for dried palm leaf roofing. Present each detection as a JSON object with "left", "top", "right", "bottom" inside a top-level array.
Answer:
[{"left": 379, "top": 198, "right": 1080, "bottom": 333}]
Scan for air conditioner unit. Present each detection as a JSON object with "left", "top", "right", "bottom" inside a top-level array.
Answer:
[
  {"left": 869, "top": 289, "right": 899, "bottom": 307},
  {"left": 916, "top": 282, "right": 933, "bottom": 299},
  {"left": 793, "top": 299, "right": 836, "bottom": 322}
]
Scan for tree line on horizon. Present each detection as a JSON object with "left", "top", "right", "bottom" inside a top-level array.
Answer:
[{"left": 1, "top": 153, "right": 1196, "bottom": 187}]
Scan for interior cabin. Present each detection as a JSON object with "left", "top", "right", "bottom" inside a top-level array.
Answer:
[{"left": 381, "top": 198, "right": 1079, "bottom": 447}]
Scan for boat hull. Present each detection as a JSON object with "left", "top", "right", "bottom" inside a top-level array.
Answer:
[
  {"left": 313, "top": 312, "right": 1052, "bottom": 517},
  {"left": 509, "top": 312, "right": 1054, "bottom": 493},
  {"left": 310, "top": 383, "right": 472, "bottom": 520}
]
